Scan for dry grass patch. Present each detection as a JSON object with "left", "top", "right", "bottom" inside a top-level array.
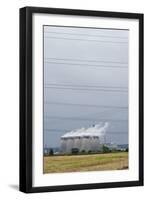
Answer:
[{"left": 44, "top": 152, "right": 128, "bottom": 173}]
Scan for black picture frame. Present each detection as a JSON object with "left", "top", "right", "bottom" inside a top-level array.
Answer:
[{"left": 19, "top": 6, "right": 144, "bottom": 193}]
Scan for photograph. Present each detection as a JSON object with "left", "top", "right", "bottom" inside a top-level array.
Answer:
[
  {"left": 20, "top": 7, "right": 143, "bottom": 192},
  {"left": 43, "top": 25, "right": 129, "bottom": 174}
]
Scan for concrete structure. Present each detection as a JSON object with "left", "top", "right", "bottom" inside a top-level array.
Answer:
[{"left": 60, "top": 123, "right": 109, "bottom": 153}]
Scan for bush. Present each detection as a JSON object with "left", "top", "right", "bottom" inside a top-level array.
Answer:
[
  {"left": 71, "top": 148, "right": 79, "bottom": 154},
  {"left": 81, "top": 150, "right": 86, "bottom": 154},
  {"left": 125, "top": 148, "right": 128, "bottom": 152},
  {"left": 49, "top": 148, "right": 54, "bottom": 156},
  {"left": 102, "top": 145, "right": 111, "bottom": 153}
]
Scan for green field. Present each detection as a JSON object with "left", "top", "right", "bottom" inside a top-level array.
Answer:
[{"left": 44, "top": 152, "right": 128, "bottom": 173}]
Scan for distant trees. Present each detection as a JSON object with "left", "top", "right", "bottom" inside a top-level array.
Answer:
[
  {"left": 102, "top": 145, "right": 111, "bottom": 153},
  {"left": 81, "top": 150, "right": 86, "bottom": 154},
  {"left": 49, "top": 148, "right": 54, "bottom": 156},
  {"left": 71, "top": 148, "right": 79, "bottom": 154}
]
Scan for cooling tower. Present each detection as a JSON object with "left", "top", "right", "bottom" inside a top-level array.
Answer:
[{"left": 60, "top": 123, "right": 109, "bottom": 153}]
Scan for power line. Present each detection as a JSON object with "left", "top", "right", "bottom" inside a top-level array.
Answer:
[
  {"left": 44, "top": 116, "right": 128, "bottom": 122},
  {"left": 44, "top": 128, "right": 128, "bottom": 134},
  {"left": 44, "top": 61, "right": 128, "bottom": 69},
  {"left": 44, "top": 31, "right": 128, "bottom": 39},
  {"left": 44, "top": 86, "right": 128, "bottom": 93},
  {"left": 44, "top": 25, "right": 128, "bottom": 32},
  {"left": 44, "top": 101, "right": 128, "bottom": 109},
  {"left": 44, "top": 36, "right": 128, "bottom": 44},
  {"left": 45, "top": 57, "right": 128, "bottom": 65},
  {"left": 45, "top": 83, "right": 128, "bottom": 90}
]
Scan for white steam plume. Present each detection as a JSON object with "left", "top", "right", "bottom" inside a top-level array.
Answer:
[{"left": 61, "top": 122, "right": 109, "bottom": 138}]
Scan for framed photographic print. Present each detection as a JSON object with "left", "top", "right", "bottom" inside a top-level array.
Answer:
[{"left": 19, "top": 7, "right": 144, "bottom": 193}]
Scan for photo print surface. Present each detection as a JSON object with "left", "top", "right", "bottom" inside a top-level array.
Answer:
[{"left": 43, "top": 25, "right": 129, "bottom": 174}]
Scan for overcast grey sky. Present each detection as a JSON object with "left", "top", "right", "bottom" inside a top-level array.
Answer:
[{"left": 43, "top": 26, "right": 129, "bottom": 148}]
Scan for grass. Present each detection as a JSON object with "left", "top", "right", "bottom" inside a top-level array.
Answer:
[{"left": 43, "top": 152, "right": 128, "bottom": 173}]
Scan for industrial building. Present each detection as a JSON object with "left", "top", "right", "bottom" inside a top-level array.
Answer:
[{"left": 60, "top": 123, "right": 109, "bottom": 153}]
